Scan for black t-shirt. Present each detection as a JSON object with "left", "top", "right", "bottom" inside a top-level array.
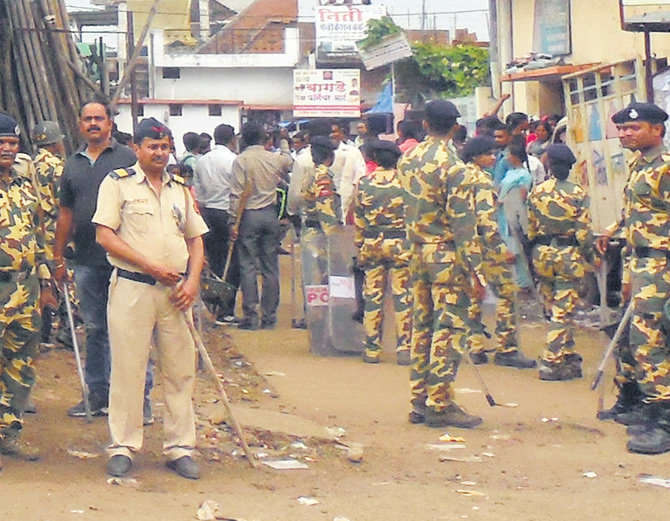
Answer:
[{"left": 60, "top": 140, "right": 136, "bottom": 266}]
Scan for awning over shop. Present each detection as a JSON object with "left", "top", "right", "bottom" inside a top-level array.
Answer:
[{"left": 502, "top": 64, "right": 600, "bottom": 82}]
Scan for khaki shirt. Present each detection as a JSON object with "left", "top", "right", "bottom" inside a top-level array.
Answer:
[{"left": 92, "top": 163, "right": 208, "bottom": 274}]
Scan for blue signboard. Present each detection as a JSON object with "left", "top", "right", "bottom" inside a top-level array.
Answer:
[{"left": 533, "top": 0, "right": 572, "bottom": 56}]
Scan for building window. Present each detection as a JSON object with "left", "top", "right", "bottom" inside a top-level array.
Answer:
[
  {"left": 162, "top": 67, "right": 180, "bottom": 79},
  {"left": 209, "top": 104, "right": 222, "bottom": 116},
  {"left": 169, "top": 104, "right": 183, "bottom": 116}
]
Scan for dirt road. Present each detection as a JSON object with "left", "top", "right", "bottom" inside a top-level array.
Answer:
[{"left": 3, "top": 255, "right": 670, "bottom": 521}]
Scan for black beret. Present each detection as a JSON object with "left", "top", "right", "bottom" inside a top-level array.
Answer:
[
  {"left": 461, "top": 136, "right": 497, "bottom": 163},
  {"left": 0, "top": 113, "right": 20, "bottom": 138},
  {"left": 425, "top": 100, "right": 460, "bottom": 120},
  {"left": 310, "top": 135, "right": 337, "bottom": 151},
  {"left": 369, "top": 139, "right": 401, "bottom": 157},
  {"left": 545, "top": 143, "right": 576, "bottom": 165},
  {"left": 134, "top": 117, "right": 170, "bottom": 142},
  {"left": 611, "top": 102, "right": 668, "bottom": 125}
]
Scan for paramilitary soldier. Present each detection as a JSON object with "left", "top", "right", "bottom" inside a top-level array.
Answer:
[
  {"left": 354, "top": 140, "right": 412, "bottom": 366},
  {"left": 398, "top": 100, "right": 486, "bottom": 429},
  {"left": 0, "top": 113, "right": 54, "bottom": 465},
  {"left": 460, "top": 136, "right": 536, "bottom": 369},
  {"left": 527, "top": 143, "right": 595, "bottom": 381},
  {"left": 599, "top": 102, "right": 670, "bottom": 454}
]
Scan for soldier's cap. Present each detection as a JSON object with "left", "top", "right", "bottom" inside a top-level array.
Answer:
[
  {"left": 134, "top": 117, "right": 171, "bottom": 142},
  {"left": 310, "top": 135, "right": 337, "bottom": 151},
  {"left": 0, "top": 112, "right": 20, "bottom": 138},
  {"left": 461, "top": 136, "right": 497, "bottom": 163},
  {"left": 369, "top": 139, "right": 401, "bottom": 158},
  {"left": 32, "top": 121, "right": 64, "bottom": 145},
  {"left": 545, "top": 143, "right": 576, "bottom": 166},
  {"left": 425, "top": 100, "right": 461, "bottom": 121},
  {"left": 611, "top": 102, "right": 668, "bottom": 125}
]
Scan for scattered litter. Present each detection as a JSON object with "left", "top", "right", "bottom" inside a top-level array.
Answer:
[
  {"left": 372, "top": 481, "right": 391, "bottom": 486},
  {"left": 262, "top": 389, "right": 272, "bottom": 394},
  {"left": 502, "top": 402, "right": 519, "bottom": 408},
  {"left": 440, "top": 455, "right": 483, "bottom": 463},
  {"left": 455, "top": 489, "right": 486, "bottom": 497},
  {"left": 262, "top": 459, "right": 309, "bottom": 470},
  {"left": 70, "top": 510, "right": 85, "bottom": 514},
  {"left": 297, "top": 496, "right": 320, "bottom": 506},
  {"left": 481, "top": 452, "right": 495, "bottom": 458},
  {"left": 541, "top": 417, "right": 560, "bottom": 423},
  {"left": 346, "top": 443, "right": 364, "bottom": 463},
  {"left": 89, "top": 506, "right": 99, "bottom": 511},
  {"left": 426, "top": 443, "right": 466, "bottom": 451},
  {"left": 196, "top": 500, "right": 221, "bottom": 521},
  {"left": 583, "top": 471, "right": 597, "bottom": 479},
  {"left": 326, "top": 426, "right": 347, "bottom": 438},
  {"left": 106, "top": 477, "right": 139, "bottom": 488},
  {"left": 67, "top": 449, "right": 99, "bottom": 459},
  {"left": 639, "top": 474, "right": 670, "bottom": 489},
  {"left": 489, "top": 434, "right": 511, "bottom": 441},
  {"left": 456, "top": 388, "right": 482, "bottom": 394},
  {"left": 290, "top": 441, "right": 308, "bottom": 450},
  {"left": 256, "top": 452, "right": 268, "bottom": 459},
  {"left": 460, "top": 481, "right": 477, "bottom": 486},
  {"left": 472, "top": 506, "right": 480, "bottom": 511},
  {"left": 264, "top": 371, "right": 286, "bottom": 377},
  {"left": 333, "top": 517, "right": 351, "bottom": 521},
  {"left": 439, "top": 433, "right": 466, "bottom": 443}
]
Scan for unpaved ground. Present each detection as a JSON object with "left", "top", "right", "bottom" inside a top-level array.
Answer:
[{"left": 3, "top": 253, "right": 670, "bottom": 521}]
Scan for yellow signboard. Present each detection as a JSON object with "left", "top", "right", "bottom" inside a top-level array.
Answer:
[{"left": 127, "top": 0, "right": 195, "bottom": 45}]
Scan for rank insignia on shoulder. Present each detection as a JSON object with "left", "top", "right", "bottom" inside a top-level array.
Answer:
[
  {"left": 170, "top": 174, "right": 187, "bottom": 185},
  {"left": 109, "top": 167, "right": 136, "bottom": 180}
]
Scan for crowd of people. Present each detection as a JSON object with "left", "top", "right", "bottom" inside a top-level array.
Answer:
[{"left": 0, "top": 92, "right": 668, "bottom": 481}]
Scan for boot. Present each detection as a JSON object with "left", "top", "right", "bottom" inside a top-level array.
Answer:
[
  {"left": 0, "top": 430, "right": 40, "bottom": 461},
  {"left": 538, "top": 360, "right": 582, "bottom": 381},
  {"left": 396, "top": 350, "right": 411, "bottom": 366},
  {"left": 408, "top": 402, "right": 425, "bottom": 424},
  {"left": 469, "top": 350, "right": 488, "bottom": 365},
  {"left": 362, "top": 351, "right": 380, "bottom": 364},
  {"left": 614, "top": 403, "right": 654, "bottom": 426},
  {"left": 627, "top": 406, "right": 670, "bottom": 454},
  {"left": 425, "top": 403, "right": 482, "bottom": 429},
  {"left": 597, "top": 382, "right": 642, "bottom": 421},
  {"left": 494, "top": 350, "right": 537, "bottom": 369}
]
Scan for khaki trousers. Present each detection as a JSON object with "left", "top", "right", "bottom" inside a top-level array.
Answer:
[{"left": 107, "top": 273, "right": 196, "bottom": 461}]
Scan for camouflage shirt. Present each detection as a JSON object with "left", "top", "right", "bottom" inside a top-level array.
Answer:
[
  {"left": 354, "top": 167, "right": 405, "bottom": 248},
  {"left": 0, "top": 168, "right": 48, "bottom": 274},
  {"left": 398, "top": 135, "right": 484, "bottom": 282},
  {"left": 301, "top": 164, "right": 342, "bottom": 235},
  {"left": 467, "top": 162, "right": 510, "bottom": 263},
  {"left": 527, "top": 177, "right": 594, "bottom": 263},
  {"left": 33, "top": 148, "right": 63, "bottom": 260}
]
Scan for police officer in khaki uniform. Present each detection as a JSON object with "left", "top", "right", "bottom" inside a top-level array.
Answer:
[{"left": 93, "top": 118, "right": 208, "bottom": 479}]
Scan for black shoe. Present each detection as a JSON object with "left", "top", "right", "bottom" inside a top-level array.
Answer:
[
  {"left": 470, "top": 351, "right": 488, "bottom": 365},
  {"left": 494, "top": 350, "right": 537, "bottom": 369},
  {"left": 260, "top": 319, "right": 276, "bottom": 330},
  {"left": 214, "top": 314, "right": 238, "bottom": 326},
  {"left": 597, "top": 382, "right": 642, "bottom": 421},
  {"left": 538, "top": 361, "right": 581, "bottom": 381},
  {"left": 0, "top": 431, "right": 40, "bottom": 461},
  {"left": 425, "top": 403, "right": 482, "bottom": 429},
  {"left": 166, "top": 455, "right": 200, "bottom": 479},
  {"left": 291, "top": 318, "right": 307, "bottom": 329},
  {"left": 627, "top": 426, "right": 670, "bottom": 454},
  {"left": 237, "top": 318, "right": 259, "bottom": 330},
  {"left": 24, "top": 398, "right": 37, "bottom": 414},
  {"left": 67, "top": 395, "right": 108, "bottom": 417},
  {"left": 107, "top": 455, "right": 132, "bottom": 477},
  {"left": 408, "top": 410, "right": 424, "bottom": 424},
  {"left": 615, "top": 404, "right": 651, "bottom": 426}
]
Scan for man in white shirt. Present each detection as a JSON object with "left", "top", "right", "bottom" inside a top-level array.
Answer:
[{"left": 193, "top": 124, "right": 239, "bottom": 321}]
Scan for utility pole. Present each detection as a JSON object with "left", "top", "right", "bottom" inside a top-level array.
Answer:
[
  {"left": 127, "top": 10, "right": 139, "bottom": 134},
  {"left": 488, "top": 0, "right": 500, "bottom": 98},
  {"left": 421, "top": 0, "right": 426, "bottom": 31}
]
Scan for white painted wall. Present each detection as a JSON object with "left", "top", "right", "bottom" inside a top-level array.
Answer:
[
  {"left": 154, "top": 67, "right": 294, "bottom": 106},
  {"left": 116, "top": 104, "right": 241, "bottom": 157}
]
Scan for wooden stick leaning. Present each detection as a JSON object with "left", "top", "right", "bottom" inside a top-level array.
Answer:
[
  {"left": 183, "top": 311, "right": 257, "bottom": 469},
  {"left": 63, "top": 283, "right": 92, "bottom": 423}
]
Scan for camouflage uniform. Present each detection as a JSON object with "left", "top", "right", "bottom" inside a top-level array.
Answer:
[
  {"left": 354, "top": 167, "right": 411, "bottom": 362},
  {"left": 33, "top": 148, "right": 63, "bottom": 261},
  {"left": 527, "top": 177, "right": 594, "bottom": 367},
  {"left": 0, "top": 166, "right": 49, "bottom": 438},
  {"left": 466, "top": 162, "right": 518, "bottom": 356},
  {"left": 398, "top": 136, "right": 484, "bottom": 415},
  {"left": 618, "top": 145, "right": 670, "bottom": 403}
]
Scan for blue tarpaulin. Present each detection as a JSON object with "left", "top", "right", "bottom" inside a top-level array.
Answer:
[{"left": 367, "top": 82, "right": 393, "bottom": 114}]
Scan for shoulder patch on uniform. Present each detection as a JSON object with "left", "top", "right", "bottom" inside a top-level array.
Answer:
[
  {"left": 109, "top": 167, "right": 136, "bottom": 180},
  {"left": 170, "top": 174, "right": 187, "bottom": 185}
]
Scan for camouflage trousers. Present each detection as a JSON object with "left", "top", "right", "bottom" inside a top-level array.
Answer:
[
  {"left": 363, "top": 262, "right": 412, "bottom": 358},
  {"left": 0, "top": 273, "right": 41, "bottom": 437},
  {"left": 468, "top": 261, "right": 518, "bottom": 355},
  {"left": 629, "top": 256, "right": 670, "bottom": 403},
  {"left": 532, "top": 245, "right": 585, "bottom": 365},
  {"left": 409, "top": 243, "right": 470, "bottom": 413}
]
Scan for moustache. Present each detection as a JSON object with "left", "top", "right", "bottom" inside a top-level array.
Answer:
[{"left": 87, "top": 126, "right": 102, "bottom": 132}]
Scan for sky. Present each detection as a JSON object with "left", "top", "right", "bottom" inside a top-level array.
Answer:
[{"left": 65, "top": 0, "right": 490, "bottom": 38}]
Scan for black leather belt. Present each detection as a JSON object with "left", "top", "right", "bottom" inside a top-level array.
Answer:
[
  {"left": 634, "top": 247, "right": 670, "bottom": 260},
  {"left": 304, "top": 219, "right": 322, "bottom": 230},
  {"left": 0, "top": 267, "right": 33, "bottom": 283},
  {"left": 362, "top": 229, "right": 406, "bottom": 239},
  {"left": 535, "top": 235, "right": 578, "bottom": 247},
  {"left": 117, "top": 268, "right": 156, "bottom": 285}
]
